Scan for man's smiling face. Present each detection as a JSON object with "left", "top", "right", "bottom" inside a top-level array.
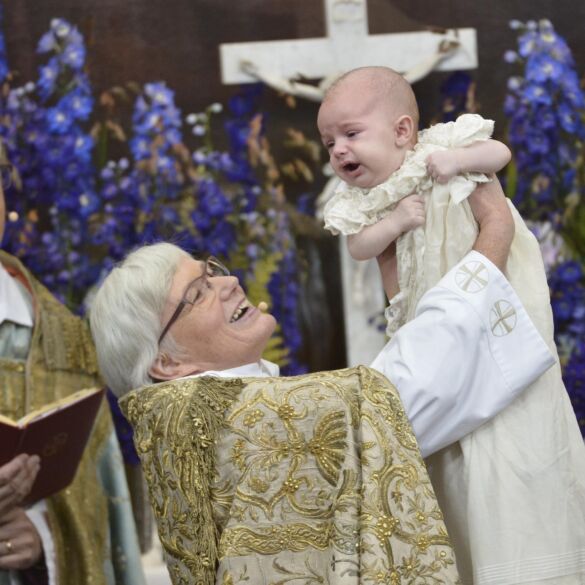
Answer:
[{"left": 156, "top": 256, "right": 276, "bottom": 375}]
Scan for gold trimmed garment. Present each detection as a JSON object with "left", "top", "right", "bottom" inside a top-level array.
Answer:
[
  {"left": 120, "top": 366, "right": 461, "bottom": 585},
  {"left": 0, "top": 251, "right": 145, "bottom": 585}
]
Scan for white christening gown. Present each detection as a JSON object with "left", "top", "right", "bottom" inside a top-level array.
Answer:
[{"left": 324, "top": 113, "right": 585, "bottom": 585}]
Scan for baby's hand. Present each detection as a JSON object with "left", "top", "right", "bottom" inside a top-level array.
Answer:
[
  {"left": 393, "top": 194, "right": 425, "bottom": 234},
  {"left": 426, "top": 150, "right": 460, "bottom": 184}
]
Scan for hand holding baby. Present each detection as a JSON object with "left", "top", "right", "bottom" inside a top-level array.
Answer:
[{"left": 425, "top": 150, "right": 460, "bottom": 184}]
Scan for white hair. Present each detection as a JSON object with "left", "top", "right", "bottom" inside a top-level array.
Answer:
[{"left": 89, "top": 242, "right": 192, "bottom": 396}]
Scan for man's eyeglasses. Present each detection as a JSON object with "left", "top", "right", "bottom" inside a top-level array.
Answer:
[
  {"left": 158, "top": 256, "right": 230, "bottom": 344},
  {"left": 0, "top": 164, "right": 14, "bottom": 190}
]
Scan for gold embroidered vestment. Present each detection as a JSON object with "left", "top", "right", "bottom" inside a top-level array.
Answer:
[{"left": 121, "top": 366, "right": 461, "bottom": 584}]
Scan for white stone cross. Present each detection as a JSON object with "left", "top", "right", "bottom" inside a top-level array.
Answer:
[
  {"left": 219, "top": 0, "right": 479, "bottom": 367},
  {"left": 220, "top": 0, "right": 477, "bottom": 87}
]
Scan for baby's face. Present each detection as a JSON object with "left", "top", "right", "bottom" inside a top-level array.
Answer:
[{"left": 318, "top": 88, "right": 404, "bottom": 189}]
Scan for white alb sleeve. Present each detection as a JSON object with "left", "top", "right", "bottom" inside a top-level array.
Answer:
[
  {"left": 370, "top": 250, "right": 555, "bottom": 458},
  {"left": 22, "top": 500, "right": 56, "bottom": 585}
]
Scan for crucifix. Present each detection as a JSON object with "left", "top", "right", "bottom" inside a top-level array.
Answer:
[{"left": 220, "top": 0, "right": 478, "bottom": 367}]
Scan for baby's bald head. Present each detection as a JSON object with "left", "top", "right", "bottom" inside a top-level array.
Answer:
[
  {"left": 317, "top": 66, "right": 419, "bottom": 188},
  {"left": 324, "top": 66, "right": 419, "bottom": 128}
]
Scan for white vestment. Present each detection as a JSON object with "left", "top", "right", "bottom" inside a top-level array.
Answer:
[{"left": 324, "top": 115, "right": 585, "bottom": 584}]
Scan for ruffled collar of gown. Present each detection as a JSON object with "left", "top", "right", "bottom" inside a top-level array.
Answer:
[{"left": 334, "top": 140, "right": 438, "bottom": 211}]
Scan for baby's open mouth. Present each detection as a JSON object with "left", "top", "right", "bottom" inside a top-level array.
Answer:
[{"left": 343, "top": 162, "right": 360, "bottom": 172}]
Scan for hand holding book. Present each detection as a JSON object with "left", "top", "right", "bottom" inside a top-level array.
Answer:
[
  {"left": 0, "top": 454, "right": 40, "bottom": 516},
  {"left": 0, "top": 387, "right": 104, "bottom": 506}
]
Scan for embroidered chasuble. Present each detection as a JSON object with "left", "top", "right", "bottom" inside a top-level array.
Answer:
[
  {"left": 0, "top": 250, "right": 145, "bottom": 585},
  {"left": 120, "top": 366, "right": 462, "bottom": 585}
]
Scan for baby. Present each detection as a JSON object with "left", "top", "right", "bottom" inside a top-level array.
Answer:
[
  {"left": 318, "top": 66, "right": 585, "bottom": 585},
  {"left": 319, "top": 66, "right": 511, "bottom": 335}
]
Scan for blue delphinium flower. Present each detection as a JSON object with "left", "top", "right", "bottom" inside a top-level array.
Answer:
[
  {"left": 62, "top": 41, "right": 85, "bottom": 69},
  {"left": 438, "top": 71, "right": 475, "bottom": 123},
  {"left": 564, "top": 347, "right": 585, "bottom": 428},
  {"left": 556, "top": 260, "right": 583, "bottom": 284},
  {"left": 267, "top": 247, "right": 307, "bottom": 376},
  {"left": 199, "top": 179, "right": 232, "bottom": 218},
  {"left": 0, "top": 5, "right": 9, "bottom": 82},
  {"left": 505, "top": 20, "right": 585, "bottom": 435},
  {"left": 0, "top": 14, "right": 307, "bottom": 375},
  {"left": 206, "top": 220, "right": 236, "bottom": 257},
  {"left": 36, "top": 58, "right": 58, "bottom": 99},
  {"left": 63, "top": 91, "right": 93, "bottom": 120},
  {"left": 106, "top": 390, "right": 141, "bottom": 466},
  {"left": 214, "top": 87, "right": 306, "bottom": 374},
  {"left": 46, "top": 105, "right": 73, "bottom": 133},
  {"left": 130, "top": 82, "right": 182, "bottom": 183},
  {"left": 548, "top": 259, "right": 585, "bottom": 433},
  {"left": 0, "top": 18, "right": 99, "bottom": 310},
  {"left": 504, "top": 19, "right": 585, "bottom": 217}
]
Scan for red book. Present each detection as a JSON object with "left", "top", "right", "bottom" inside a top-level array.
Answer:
[{"left": 0, "top": 387, "right": 105, "bottom": 505}]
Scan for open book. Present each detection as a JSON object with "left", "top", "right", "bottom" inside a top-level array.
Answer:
[{"left": 0, "top": 387, "right": 105, "bottom": 505}]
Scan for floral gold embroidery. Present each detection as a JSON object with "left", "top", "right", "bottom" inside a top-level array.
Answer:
[
  {"left": 122, "top": 367, "right": 461, "bottom": 585},
  {"left": 375, "top": 515, "right": 400, "bottom": 539},
  {"left": 243, "top": 408, "right": 264, "bottom": 427},
  {"left": 120, "top": 376, "right": 244, "bottom": 585},
  {"left": 220, "top": 522, "right": 333, "bottom": 556}
]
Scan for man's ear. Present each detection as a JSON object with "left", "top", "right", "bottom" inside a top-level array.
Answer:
[
  {"left": 394, "top": 115, "right": 415, "bottom": 147},
  {"left": 148, "top": 352, "right": 201, "bottom": 381}
]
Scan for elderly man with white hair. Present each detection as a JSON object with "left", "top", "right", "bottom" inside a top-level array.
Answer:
[{"left": 90, "top": 181, "right": 554, "bottom": 585}]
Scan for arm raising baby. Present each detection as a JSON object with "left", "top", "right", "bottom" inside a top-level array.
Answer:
[{"left": 426, "top": 139, "right": 511, "bottom": 184}]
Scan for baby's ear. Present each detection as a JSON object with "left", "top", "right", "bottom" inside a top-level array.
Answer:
[{"left": 394, "top": 115, "right": 415, "bottom": 147}]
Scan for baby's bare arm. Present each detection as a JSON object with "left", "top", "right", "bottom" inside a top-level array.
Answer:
[
  {"left": 348, "top": 217, "right": 402, "bottom": 261},
  {"left": 456, "top": 139, "right": 512, "bottom": 174},
  {"left": 469, "top": 177, "right": 515, "bottom": 272},
  {"left": 347, "top": 194, "right": 425, "bottom": 261},
  {"left": 426, "top": 139, "right": 512, "bottom": 184},
  {"left": 377, "top": 243, "right": 399, "bottom": 300}
]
